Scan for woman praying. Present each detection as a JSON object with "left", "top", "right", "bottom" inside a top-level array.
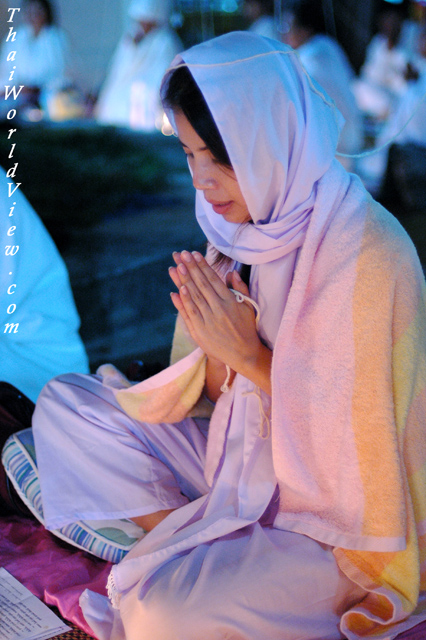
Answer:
[{"left": 32, "top": 32, "right": 426, "bottom": 640}]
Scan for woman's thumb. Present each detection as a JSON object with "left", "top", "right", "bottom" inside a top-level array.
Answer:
[{"left": 229, "top": 270, "right": 250, "bottom": 296}]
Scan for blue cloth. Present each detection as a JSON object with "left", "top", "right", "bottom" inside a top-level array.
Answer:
[{"left": 0, "top": 168, "right": 89, "bottom": 400}]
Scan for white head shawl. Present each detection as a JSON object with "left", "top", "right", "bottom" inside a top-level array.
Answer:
[
  {"left": 128, "top": 0, "right": 170, "bottom": 23},
  {"left": 162, "top": 31, "right": 344, "bottom": 268},
  {"left": 162, "top": 32, "right": 347, "bottom": 349}
]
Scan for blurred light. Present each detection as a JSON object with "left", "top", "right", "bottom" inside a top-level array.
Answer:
[
  {"left": 170, "top": 12, "right": 184, "bottom": 28},
  {"left": 383, "top": 0, "right": 404, "bottom": 3},
  {"left": 26, "top": 108, "right": 44, "bottom": 122},
  {"left": 161, "top": 113, "right": 175, "bottom": 136},
  {"left": 221, "top": 0, "right": 238, "bottom": 12}
]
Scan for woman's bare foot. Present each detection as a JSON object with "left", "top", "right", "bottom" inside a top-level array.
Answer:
[{"left": 131, "top": 508, "right": 176, "bottom": 532}]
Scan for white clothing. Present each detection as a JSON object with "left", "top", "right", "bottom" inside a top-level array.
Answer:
[
  {"left": 96, "top": 26, "right": 181, "bottom": 131},
  {"left": 128, "top": 0, "right": 171, "bottom": 23},
  {"left": 297, "top": 35, "right": 363, "bottom": 162},
  {"left": 248, "top": 15, "right": 280, "bottom": 41},
  {"left": 379, "top": 73, "right": 426, "bottom": 147},
  {"left": 399, "top": 19, "right": 423, "bottom": 60},
  {"left": 0, "top": 24, "right": 69, "bottom": 113},
  {"left": 0, "top": 170, "right": 89, "bottom": 401},
  {"left": 414, "top": 56, "right": 426, "bottom": 78},
  {"left": 33, "top": 372, "right": 365, "bottom": 640},
  {"left": 353, "top": 34, "right": 408, "bottom": 118},
  {"left": 357, "top": 71, "right": 426, "bottom": 191}
]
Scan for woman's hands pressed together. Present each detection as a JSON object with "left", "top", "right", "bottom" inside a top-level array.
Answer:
[
  {"left": 169, "top": 251, "right": 272, "bottom": 397},
  {"left": 169, "top": 250, "right": 256, "bottom": 366}
]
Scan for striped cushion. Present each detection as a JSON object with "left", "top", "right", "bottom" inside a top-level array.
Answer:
[{"left": 1, "top": 428, "right": 145, "bottom": 563}]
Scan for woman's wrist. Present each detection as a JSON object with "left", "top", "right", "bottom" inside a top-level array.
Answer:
[
  {"left": 235, "top": 342, "right": 272, "bottom": 396},
  {"left": 204, "top": 356, "right": 234, "bottom": 403}
]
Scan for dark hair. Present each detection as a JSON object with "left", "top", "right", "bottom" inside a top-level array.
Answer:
[
  {"left": 163, "top": 65, "right": 232, "bottom": 168},
  {"left": 163, "top": 65, "right": 250, "bottom": 275},
  {"left": 289, "top": 0, "right": 326, "bottom": 34},
  {"left": 244, "top": 0, "right": 275, "bottom": 16},
  {"left": 26, "top": 0, "right": 55, "bottom": 26}
]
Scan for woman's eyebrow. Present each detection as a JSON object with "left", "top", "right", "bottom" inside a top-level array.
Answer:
[{"left": 177, "top": 138, "right": 208, "bottom": 152}]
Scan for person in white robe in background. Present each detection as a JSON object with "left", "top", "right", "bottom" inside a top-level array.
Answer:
[
  {"left": 282, "top": 0, "right": 363, "bottom": 170},
  {"left": 95, "top": 0, "right": 182, "bottom": 132},
  {"left": 0, "top": 0, "right": 70, "bottom": 119},
  {"left": 358, "top": 24, "right": 426, "bottom": 195},
  {"left": 242, "top": 0, "right": 281, "bottom": 41},
  {"left": 380, "top": 23, "right": 426, "bottom": 147},
  {"left": 353, "top": 5, "right": 410, "bottom": 121},
  {"left": 0, "top": 169, "right": 89, "bottom": 401}
]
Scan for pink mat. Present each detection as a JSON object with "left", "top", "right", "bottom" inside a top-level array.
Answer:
[
  {"left": 0, "top": 514, "right": 111, "bottom": 637},
  {"left": 2, "top": 514, "right": 426, "bottom": 639},
  {"left": 397, "top": 621, "right": 426, "bottom": 639}
]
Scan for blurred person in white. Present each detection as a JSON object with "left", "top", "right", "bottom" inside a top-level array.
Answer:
[
  {"left": 282, "top": 0, "right": 363, "bottom": 170},
  {"left": 379, "top": 23, "right": 426, "bottom": 147},
  {"left": 95, "top": 0, "right": 182, "bottom": 132},
  {"left": 0, "top": 0, "right": 71, "bottom": 119},
  {"left": 242, "top": 0, "right": 281, "bottom": 40},
  {"left": 358, "top": 24, "right": 426, "bottom": 194},
  {"left": 0, "top": 169, "right": 89, "bottom": 402},
  {"left": 353, "top": 3, "right": 411, "bottom": 120}
]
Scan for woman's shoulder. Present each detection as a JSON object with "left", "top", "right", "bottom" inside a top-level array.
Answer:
[
  {"left": 42, "top": 25, "right": 67, "bottom": 41},
  {"left": 340, "top": 178, "right": 421, "bottom": 276},
  {"left": 11, "top": 24, "right": 32, "bottom": 42},
  {"left": 316, "top": 173, "right": 421, "bottom": 281}
]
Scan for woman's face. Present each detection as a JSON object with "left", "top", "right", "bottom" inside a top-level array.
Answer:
[
  {"left": 27, "top": 1, "right": 48, "bottom": 32},
  {"left": 174, "top": 111, "right": 252, "bottom": 225}
]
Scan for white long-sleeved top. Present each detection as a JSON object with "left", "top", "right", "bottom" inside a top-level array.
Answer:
[
  {"left": 0, "top": 169, "right": 89, "bottom": 401},
  {"left": 96, "top": 26, "right": 182, "bottom": 131},
  {"left": 0, "top": 24, "right": 68, "bottom": 92},
  {"left": 378, "top": 72, "right": 426, "bottom": 148}
]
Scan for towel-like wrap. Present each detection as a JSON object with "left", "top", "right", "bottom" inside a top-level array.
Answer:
[{"left": 269, "top": 170, "right": 426, "bottom": 637}]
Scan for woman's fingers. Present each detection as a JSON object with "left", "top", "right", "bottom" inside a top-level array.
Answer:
[
  {"left": 226, "top": 270, "right": 250, "bottom": 298},
  {"left": 169, "top": 251, "right": 193, "bottom": 289},
  {"left": 170, "top": 251, "right": 221, "bottom": 312},
  {"left": 171, "top": 253, "right": 210, "bottom": 319},
  {"left": 170, "top": 291, "right": 183, "bottom": 311},
  {"left": 169, "top": 252, "right": 261, "bottom": 370},
  {"left": 171, "top": 251, "right": 253, "bottom": 326},
  {"left": 173, "top": 262, "right": 210, "bottom": 313},
  {"left": 170, "top": 253, "right": 207, "bottom": 333},
  {"left": 170, "top": 290, "right": 193, "bottom": 328},
  {"left": 179, "top": 275, "right": 212, "bottom": 319},
  {"left": 168, "top": 266, "right": 182, "bottom": 290},
  {"left": 188, "top": 251, "right": 227, "bottom": 294},
  {"left": 179, "top": 250, "right": 232, "bottom": 303}
]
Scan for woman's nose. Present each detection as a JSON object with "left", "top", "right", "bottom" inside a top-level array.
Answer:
[{"left": 192, "top": 161, "right": 216, "bottom": 190}]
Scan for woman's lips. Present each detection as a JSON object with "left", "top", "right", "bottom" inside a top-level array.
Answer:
[{"left": 208, "top": 200, "right": 232, "bottom": 215}]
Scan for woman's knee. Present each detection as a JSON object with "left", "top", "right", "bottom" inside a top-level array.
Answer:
[
  {"left": 122, "top": 578, "right": 221, "bottom": 640},
  {"left": 122, "top": 594, "right": 194, "bottom": 640},
  {"left": 35, "top": 373, "right": 94, "bottom": 411}
]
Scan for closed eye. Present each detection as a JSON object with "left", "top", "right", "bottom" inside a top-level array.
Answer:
[{"left": 178, "top": 137, "right": 208, "bottom": 155}]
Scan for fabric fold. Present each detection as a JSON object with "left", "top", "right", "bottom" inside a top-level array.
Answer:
[{"left": 97, "top": 348, "right": 206, "bottom": 425}]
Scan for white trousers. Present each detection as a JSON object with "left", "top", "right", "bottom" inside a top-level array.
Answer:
[{"left": 33, "top": 373, "right": 366, "bottom": 640}]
